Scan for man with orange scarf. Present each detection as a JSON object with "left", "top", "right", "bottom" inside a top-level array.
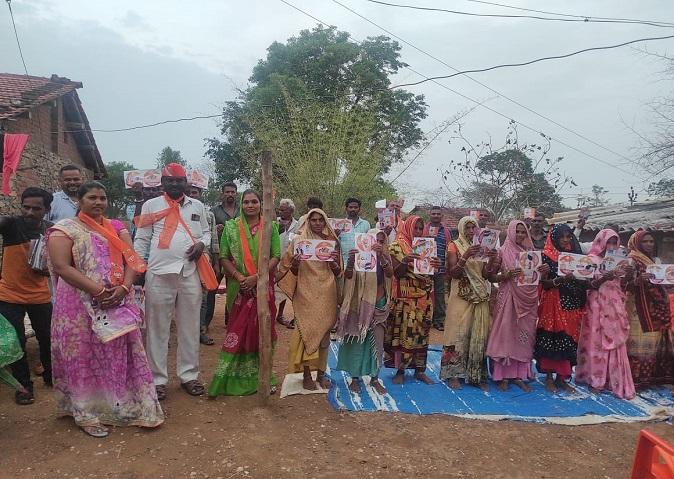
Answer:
[{"left": 134, "top": 163, "right": 211, "bottom": 400}]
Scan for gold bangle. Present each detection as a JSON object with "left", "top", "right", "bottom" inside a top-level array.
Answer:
[
  {"left": 120, "top": 284, "right": 130, "bottom": 295},
  {"left": 94, "top": 287, "right": 106, "bottom": 297}
]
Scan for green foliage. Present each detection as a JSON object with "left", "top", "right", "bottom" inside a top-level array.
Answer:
[
  {"left": 156, "top": 146, "right": 185, "bottom": 168},
  {"left": 647, "top": 178, "right": 674, "bottom": 199},
  {"left": 99, "top": 161, "right": 135, "bottom": 219},
  {"left": 205, "top": 25, "right": 427, "bottom": 191},
  {"left": 443, "top": 122, "right": 567, "bottom": 220}
]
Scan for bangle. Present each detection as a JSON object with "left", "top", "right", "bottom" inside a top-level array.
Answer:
[
  {"left": 120, "top": 284, "right": 130, "bottom": 295},
  {"left": 552, "top": 278, "right": 561, "bottom": 287},
  {"left": 94, "top": 287, "right": 106, "bottom": 297}
]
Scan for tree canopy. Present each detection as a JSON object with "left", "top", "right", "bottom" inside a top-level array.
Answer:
[
  {"left": 156, "top": 146, "right": 185, "bottom": 169},
  {"left": 99, "top": 160, "right": 136, "bottom": 218},
  {"left": 205, "top": 25, "right": 428, "bottom": 207}
]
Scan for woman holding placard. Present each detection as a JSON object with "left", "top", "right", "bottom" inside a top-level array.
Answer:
[
  {"left": 624, "top": 230, "right": 674, "bottom": 390},
  {"left": 277, "top": 208, "right": 341, "bottom": 391},
  {"left": 383, "top": 215, "right": 440, "bottom": 385},
  {"left": 486, "top": 220, "right": 548, "bottom": 392},
  {"left": 336, "top": 229, "right": 393, "bottom": 394},
  {"left": 535, "top": 224, "right": 588, "bottom": 394},
  {"left": 574, "top": 229, "right": 635, "bottom": 399},
  {"left": 441, "top": 216, "right": 497, "bottom": 391}
]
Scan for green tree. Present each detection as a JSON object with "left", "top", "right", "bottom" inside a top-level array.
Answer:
[
  {"left": 443, "top": 122, "right": 567, "bottom": 220},
  {"left": 155, "top": 146, "right": 185, "bottom": 169},
  {"left": 206, "top": 25, "right": 427, "bottom": 187},
  {"left": 647, "top": 178, "right": 674, "bottom": 198},
  {"left": 99, "top": 161, "right": 136, "bottom": 218}
]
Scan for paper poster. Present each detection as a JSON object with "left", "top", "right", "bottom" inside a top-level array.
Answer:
[
  {"left": 428, "top": 225, "right": 439, "bottom": 237},
  {"left": 374, "top": 199, "right": 387, "bottom": 210},
  {"left": 558, "top": 252, "right": 596, "bottom": 280},
  {"left": 579, "top": 207, "right": 591, "bottom": 220},
  {"left": 187, "top": 168, "right": 209, "bottom": 189},
  {"left": 523, "top": 207, "right": 536, "bottom": 219},
  {"left": 473, "top": 228, "right": 500, "bottom": 262},
  {"left": 517, "top": 251, "right": 542, "bottom": 286},
  {"left": 354, "top": 233, "right": 377, "bottom": 272},
  {"left": 469, "top": 210, "right": 481, "bottom": 220},
  {"left": 294, "top": 239, "right": 335, "bottom": 262},
  {"left": 329, "top": 218, "right": 353, "bottom": 233},
  {"left": 413, "top": 237, "right": 436, "bottom": 275},
  {"left": 647, "top": 264, "right": 674, "bottom": 285},
  {"left": 600, "top": 247, "right": 629, "bottom": 273},
  {"left": 378, "top": 208, "right": 396, "bottom": 229}
]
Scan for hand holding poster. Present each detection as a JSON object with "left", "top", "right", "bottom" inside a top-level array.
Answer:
[
  {"left": 472, "top": 228, "right": 500, "bottom": 262},
  {"left": 377, "top": 208, "right": 396, "bottom": 229},
  {"left": 517, "top": 251, "right": 542, "bottom": 286},
  {"left": 354, "top": 233, "right": 377, "bottom": 272},
  {"left": 412, "top": 237, "right": 436, "bottom": 275},
  {"left": 647, "top": 264, "right": 674, "bottom": 285},
  {"left": 558, "top": 252, "right": 596, "bottom": 280},
  {"left": 294, "top": 239, "right": 336, "bottom": 262},
  {"left": 329, "top": 218, "right": 353, "bottom": 233},
  {"left": 600, "top": 247, "right": 629, "bottom": 273}
]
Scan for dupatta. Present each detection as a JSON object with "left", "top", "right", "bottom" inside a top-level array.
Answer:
[
  {"left": 499, "top": 220, "right": 537, "bottom": 319},
  {"left": 453, "top": 216, "right": 490, "bottom": 303}
]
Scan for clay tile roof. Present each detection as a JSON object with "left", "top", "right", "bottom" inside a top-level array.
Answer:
[{"left": 0, "top": 73, "right": 82, "bottom": 120}]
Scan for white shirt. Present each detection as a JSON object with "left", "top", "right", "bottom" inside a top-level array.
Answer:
[
  {"left": 134, "top": 195, "right": 211, "bottom": 276},
  {"left": 278, "top": 217, "right": 299, "bottom": 256}
]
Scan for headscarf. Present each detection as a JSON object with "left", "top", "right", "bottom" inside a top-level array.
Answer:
[
  {"left": 161, "top": 162, "right": 187, "bottom": 178},
  {"left": 628, "top": 230, "right": 670, "bottom": 332},
  {"left": 499, "top": 220, "right": 537, "bottom": 319},
  {"left": 278, "top": 208, "right": 341, "bottom": 354},
  {"left": 396, "top": 215, "right": 422, "bottom": 255},
  {"left": 542, "top": 224, "right": 586, "bottom": 310},
  {"left": 453, "top": 216, "right": 490, "bottom": 302},
  {"left": 588, "top": 229, "right": 619, "bottom": 259},
  {"left": 336, "top": 228, "right": 392, "bottom": 342}
]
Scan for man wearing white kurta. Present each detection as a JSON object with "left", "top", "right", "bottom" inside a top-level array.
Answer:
[{"left": 134, "top": 163, "right": 210, "bottom": 399}]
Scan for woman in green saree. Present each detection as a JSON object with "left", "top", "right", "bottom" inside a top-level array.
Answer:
[{"left": 208, "top": 190, "right": 281, "bottom": 397}]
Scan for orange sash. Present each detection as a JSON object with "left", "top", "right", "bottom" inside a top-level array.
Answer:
[
  {"left": 134, "top": 194, "right": 218, "bottom": 291},
  {"left": 77, "top": 212, "right": 146, "bottom": 285},
  {"left": 238, "top": 217, "right": 264, "bottom": 276}
]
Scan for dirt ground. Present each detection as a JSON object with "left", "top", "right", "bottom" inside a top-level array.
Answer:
[{"left": 1, "top": 296, "right": 673, "bottom": 479}]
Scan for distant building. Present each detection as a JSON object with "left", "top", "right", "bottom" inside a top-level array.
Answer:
[{"left": 0, "top": 73, "right": 105, "bottom": 214}]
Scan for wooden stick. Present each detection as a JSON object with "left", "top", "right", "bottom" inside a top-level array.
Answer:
[{"left": 257, "top": 150, "right": 274, "bottom": 405}]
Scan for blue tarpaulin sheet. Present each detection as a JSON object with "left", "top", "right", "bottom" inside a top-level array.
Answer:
[{"left": 326, "top": 343, "right": 674, "bottom": 425}]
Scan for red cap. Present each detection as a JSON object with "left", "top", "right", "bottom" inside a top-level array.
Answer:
[{"left": 161, "top": 163, "right": 187, "bottom": 178}]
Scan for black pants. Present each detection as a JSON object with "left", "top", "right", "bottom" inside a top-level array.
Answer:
[
  {"left": 199, "top": 291, "right": 216, "bottom": 333},
  {"left": 0, "top": 301, "right": 52, "bottom": 389}
]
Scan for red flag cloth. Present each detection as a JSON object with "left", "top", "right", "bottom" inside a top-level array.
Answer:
[
  {"left": 2, "top": 134, "right": 30, "bottom": 195},
  {"left": 161, "top": 162, "right": 186, "bottom": 177}
]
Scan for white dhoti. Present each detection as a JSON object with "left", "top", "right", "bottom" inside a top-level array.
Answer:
[{"left": 145, "top": 269, "right": 202, "bottom": 385}]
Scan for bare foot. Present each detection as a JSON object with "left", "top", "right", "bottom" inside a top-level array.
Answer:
[
  {"left": 317, "top": 374, "right": 332, "bottom": 390},
  {"left": 497, "top": 380, "right": 509, "bottom": 392},
  {"left": 303, "top": 375, "right": 317, "bottom": 391},
  {"left": 370, "top": 378, "right": 387, "bottom": 395},
  {"left": 348, "top": 378, "right": 361, "bottom": 394},
  {"left": 556, "top": 379, "right": 576, "bottom": 394},
  {"left": 472, "top": 382, "right": 489, "bottom": 392},
  {"left": 512, "top": 379, "right": 532, "bottom": 393},
  {"left": 589, "top": 386, "right": 602, "bottom": 395},
  {"left": 545, "top": 376, "right": 558, "bottom": 393},
  {"left": 392, "top": 371, "right": 405, "bottom": 385},
  {"left": 414, "top": 372, "right": 435, "bottom": 385},
  {"left": 447, "top": 377, "right": 462, "bottom": 389}
]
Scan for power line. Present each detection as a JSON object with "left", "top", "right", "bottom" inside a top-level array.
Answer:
[
  {"left": 367, "top": 0, "right": 674, "bottom": 28},
  {"left": 458, "top": 0, "right": 674, "bottom": 27},
  {"left": 60, "top": 114, "right": 223, "bottom": 133},
  {"left": 281, "top": 0, "right": 637, "bottom": 178},
  {"left": 6, "top": 0, "right": 28, "bottom": 74},
  {"left": 390, "top": 33, "right": 674, "bottom": 89},
  {"left": 331, "top": 0, "right": 640, "bottom": 168}
]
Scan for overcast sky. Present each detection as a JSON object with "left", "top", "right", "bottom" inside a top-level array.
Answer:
[{"left": 2, "top": 0, "right": 673, "bottom": 208}]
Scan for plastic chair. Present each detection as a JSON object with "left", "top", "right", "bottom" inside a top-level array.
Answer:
[{"left": 631, "top": 429, "right": 674, "bottom": 479}]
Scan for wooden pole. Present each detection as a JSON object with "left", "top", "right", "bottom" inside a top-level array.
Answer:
[{"left": 257, "top": 150, "right": 273, "bottom": 405}]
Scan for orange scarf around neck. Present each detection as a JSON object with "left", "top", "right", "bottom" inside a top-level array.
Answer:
[{"left": 134, "top": 193, "right": 185, "bottom": 249}]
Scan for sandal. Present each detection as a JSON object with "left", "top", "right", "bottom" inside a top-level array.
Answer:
[
  {"left": 155, "top": 384, "right": 167, "bottom": 401},
  {"left": 15, "top": 389, "right": 34, "bottom": 405},
  {"left": 200, "top": 333, "right": 215, "bottom": 346},
  {"left": 181, "top": 380, "right": 205, "bottom": 396},
  {"left": 80, "top": 425, "right": 109, "bottom": 438}
]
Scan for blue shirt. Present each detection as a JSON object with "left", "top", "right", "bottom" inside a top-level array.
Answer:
[
  {"left": 430, "top": 224, "right": 449, "bottom": 274},
  {"left": 338, "top": 217, "right": 371, "bottom": 265},
  {"left": 45, "top": 191, "right": 78, "bottom": 223}
]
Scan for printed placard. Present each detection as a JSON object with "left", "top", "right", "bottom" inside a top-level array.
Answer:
[
  {"left": 294, "top": 239, "right": 336, "bottom": 262},
  {"left": 523, "top": 207, "right": 537, "bottom": 219},
  {"left": 647, "top": 264, "right": 674, "bottom": 285},
  {"left": 469, "top": 210, "right": 481, "bottom": 220},
  {"left": 354, "top": 233, "right": 377, "bottom": 272},
  {"left": 187, "top": 168, "right": 209, "bottom": 189},
  {"left": 123, "top": 168, "right": 209, "bottom": 188},
  {"left": 413, "top": 237, "right": 436, "bottom": 275},
  {"left": 473, "top": 228, "right": 500, "bottom": 262},
  {"left": 579, "top": 207, "right": 591, "bottom": 220},
  {"left": 600, "top": 247, "right": 629, "bottom": 273},
  {"left": 558, "top": 252, "right": 596, "bottom": 280},
  {"left": 517, "top": 251, "right": 542, "bottom": 286},
  {"left": 377, "top": 208, "right": 396, "bottom": 229},
  {"left": 428, "top": 225, "right": 439, "bottom": 237},
  {"left": 329, "top": 218, "right": 353, "bottom": 233}
]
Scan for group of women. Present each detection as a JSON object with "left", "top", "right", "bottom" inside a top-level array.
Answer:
[{"left": 37, "top": 181, "right": 674, "bottom": 438}]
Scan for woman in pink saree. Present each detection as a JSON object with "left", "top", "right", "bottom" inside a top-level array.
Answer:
[
  {"left": 575, "top": 229, "right": 635, "bottom": 399},
  {"left": 486, "top": 220, "right": 548, "bottom": 392}
]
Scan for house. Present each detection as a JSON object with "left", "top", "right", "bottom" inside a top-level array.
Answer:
[
  {"left": 0, "top": 73, "right": 105, "bottom": 214},
  {"left": 409, "top": 204, "right": 497, "bottom": 236},
  {"left": 547, "top": 199, "right": 674, "bottom": 262}
]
